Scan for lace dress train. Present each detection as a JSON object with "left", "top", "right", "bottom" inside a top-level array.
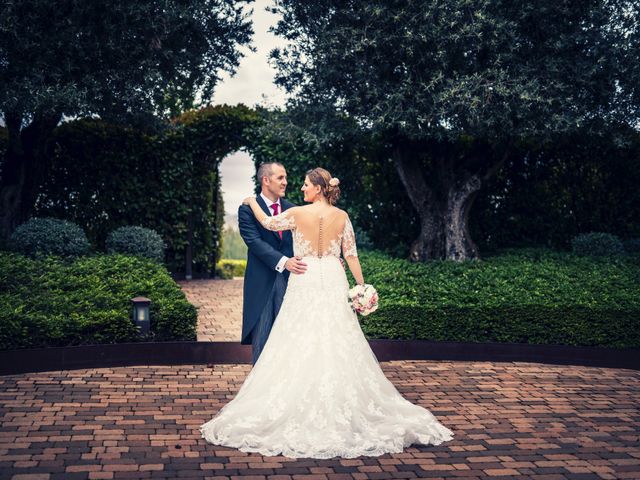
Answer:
[{"left": 200, "top": 207, "right": 454, "bottom": 458}]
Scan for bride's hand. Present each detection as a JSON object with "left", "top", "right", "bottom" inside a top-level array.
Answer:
[{"left": 242, "top": 196, "right": 255, "bottom": 205}]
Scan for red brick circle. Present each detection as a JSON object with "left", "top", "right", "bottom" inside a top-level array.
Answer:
[{"left": 1, "top": 361, "right": 639, "bottom": 479}]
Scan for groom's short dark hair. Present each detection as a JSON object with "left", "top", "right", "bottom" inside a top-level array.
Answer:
[{"left": 257, "top": 162, "right": 285, "bottom": 184}]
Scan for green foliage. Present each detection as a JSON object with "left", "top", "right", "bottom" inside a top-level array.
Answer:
[
  {"left": 571, "top": 232, "right": 625, "bottom": 257},
  {"left": 0, "top": 0, "right": 252, "bottom": 122},
  {"left": 355, "top": 230, "right": 374, "bottom": 252},
  {"left": 35, "top": 119, "right": 151, "bottom": 237},
  {"left": 170, "top": 104, "right": 261, "bottom": 269},
  {"left": 0, "top": 127, "right": 7, "bottom": 150},
  {"left": 253, "top": 111, "right": 640, "bottom": 257},
  {"left": 273, "top": 0, "right": 638, "bottom": 141},
  {"left": 8, "top": 217, "right": 90, "bottom": 258},
  {"left": 623, "top": 238, "right": 640, "bottom": 254},
  {"left": 216, "top": 259, "right": 247, "bottom": 279},
  {"left": 222, "top": 226, "right": 248, "bottom": 260},
  {"left": 0, "top": 251, "right": 196, "bottom": 350},
  {"left": 356, "top": 250, "right": 640, "bottom": 348},
  {"left": 472, "top": 127, "right": 640, "bottom": 251},
  {"left": 248, "top": 109, "right": 417, "bottom": 256},
  {"left": 12, "top": 105, "right": 638, "bottom": 268},
  {"left": 106, "top": 226, "right": 166, "bottom": 263},
  {"left": 35, "top": 106, "right": 259, "bottom": 273}
]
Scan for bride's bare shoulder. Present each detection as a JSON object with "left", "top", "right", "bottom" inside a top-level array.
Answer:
[
  {"left": 335, "top": 207, "right": 349, "bottom": 218},
  {"left": 292, "top": 205, "right": 314, "bottom": 215},
  {"left": 288, "top": 204, "right": 316, "bottom": 218},
  {"left": 284, "top": 205, "right": 305, "bottom": 214}
]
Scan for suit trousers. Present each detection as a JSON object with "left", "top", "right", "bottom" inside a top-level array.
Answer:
[{"left": 251, "top": 272, "right": 287, "bottom": 364}]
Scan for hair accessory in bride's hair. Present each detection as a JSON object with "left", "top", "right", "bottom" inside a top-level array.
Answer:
[{"left": 329, "top": 177, "right": 340, "bottom": 187}]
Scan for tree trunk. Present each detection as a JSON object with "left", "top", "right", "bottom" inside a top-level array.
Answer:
[
  {"left": 0, "top": 111, "right": 61, "bottom": 241},
  {"left": 392, "top": 142, "right": 445, "bottom": 261},
  {"left": 445, "top": 174, "right": 482, "bottom": 261},
  {"left": 392, "top": 139, "right": 510, "bottom": 262},
  {"left": 0, "top": 111, "right": 24, "bottom": 243}
]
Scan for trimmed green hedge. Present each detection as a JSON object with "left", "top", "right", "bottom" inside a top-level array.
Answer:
[
  {"left": 0, "top": 252, "right": 196, "bottom": 350},
  {"left": 571, "top": 232, "right": 625, "bottom": 256},
  {"left": 33, "top": 105, "right": 260, "bottom": 274},
  {"left": 216, "top": 259, "right": 247, "bottom": 279},
  {"left": 358, "top": 249, "right": 640, "bottom": 348}
]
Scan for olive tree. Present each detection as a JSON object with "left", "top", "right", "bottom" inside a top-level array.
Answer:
[{"left": 271, "top": 0, "right": 639, "bottom": 260}]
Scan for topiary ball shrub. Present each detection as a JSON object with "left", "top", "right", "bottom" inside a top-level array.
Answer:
[
  {"left": 8, "top": 217, "right": 90, "bottom": 257},
  {"left": 106, "top": 226, "right": 166, "bottom": 262},
  {"left": 571, "top": 232, "right": 625, "bottom": 257}
]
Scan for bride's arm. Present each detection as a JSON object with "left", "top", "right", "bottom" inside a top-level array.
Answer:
[
  {"left": 345, "top": 257, "right": 364, "bottom": 286},
  {"left": 342, "top": 215, "right": 364, "bottom": 285},
  {"left": 243, "top": 197, "right": 298, "bottom": 231}
]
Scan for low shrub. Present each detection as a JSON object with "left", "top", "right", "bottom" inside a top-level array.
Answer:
[
  {"left": 216, "top": 259, "right": 247, "bottom": 279},
  {"left": 106, "top": 226, "right": 166, "bottom": 262},
  {"left": 571, "top": 232, "right": 625, "bottom": 256},
  {"left": 0, "top": 251, "right": 196, "bottom": 350},
  {"left": 8, "top": 217, "right": 90, "bottom": 258},
  {"left": 356, "top": 249, "right": 640, "bottom": 348}
]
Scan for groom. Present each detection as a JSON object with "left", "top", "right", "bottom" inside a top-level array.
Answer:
[{"left": 238, "top": 162, "right": 307, "bottom": 364}]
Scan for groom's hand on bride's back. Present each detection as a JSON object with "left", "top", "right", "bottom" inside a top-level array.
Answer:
[{"left": 285, "top": 256, "right": 307, "bottom": 274}]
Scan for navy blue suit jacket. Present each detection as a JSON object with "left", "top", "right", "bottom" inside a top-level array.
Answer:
[{"left": 238, "top": 196, "right": 294, "bottom": 345}]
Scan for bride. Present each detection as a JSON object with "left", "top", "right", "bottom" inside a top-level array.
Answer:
[{"left": 200, "top": 167, "right": 454, "bottom": 458}]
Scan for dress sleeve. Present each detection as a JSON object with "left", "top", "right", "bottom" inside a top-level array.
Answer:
[
  {"left": 260, "top": 208, "right": 297, "bottom": 231},
  {"left": 341, "top": 215, "right": 358, "bottom": 258}
]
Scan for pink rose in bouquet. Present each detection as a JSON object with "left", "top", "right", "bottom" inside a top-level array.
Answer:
[{"left": 348, "top": 284, "right": 379, "bottom": 316}]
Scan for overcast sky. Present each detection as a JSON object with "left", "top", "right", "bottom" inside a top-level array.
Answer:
[{"left": 215, "top": 0, "right": 289, "bottom": 223}]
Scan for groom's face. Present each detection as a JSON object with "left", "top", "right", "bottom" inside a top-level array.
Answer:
[{"left": 264, "top": 164, "right": 288, "bottom": 199}]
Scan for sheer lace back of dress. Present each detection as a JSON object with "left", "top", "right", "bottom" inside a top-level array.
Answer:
[{"left": 260, "top": 206, "right": 358, "bottom": 259}]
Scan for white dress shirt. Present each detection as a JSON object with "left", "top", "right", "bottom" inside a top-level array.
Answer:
[{"left": 260, "top": 193, "right": 288, "bottom": 273}]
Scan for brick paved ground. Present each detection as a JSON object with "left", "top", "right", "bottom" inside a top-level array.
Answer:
[
  {"left": 1, "top": 361, "right": 639, "bottom": 480},
  {"left": 178, "top": 279, "right": 243, "bottom": 342}
]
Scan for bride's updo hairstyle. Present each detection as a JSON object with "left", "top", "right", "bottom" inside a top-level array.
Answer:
[{"left": 306, "top": 167, "right": 341, "bottom": 205}]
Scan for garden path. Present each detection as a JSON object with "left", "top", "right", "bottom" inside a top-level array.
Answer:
[{"left": 178, "top": 279, "right": 243, "bottom": 342}]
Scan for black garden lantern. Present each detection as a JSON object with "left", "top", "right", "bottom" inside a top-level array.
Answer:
[{"left": 131, "top": 296, "right": 151, "bottom": 334}]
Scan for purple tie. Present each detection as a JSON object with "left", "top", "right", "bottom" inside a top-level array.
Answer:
[{"left": 270, "top": 203, "right": 282, "bottom": 239}]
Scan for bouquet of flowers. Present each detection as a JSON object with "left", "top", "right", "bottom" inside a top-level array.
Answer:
[{"left": 348, "top": 283, "right": 379, "bottom": 316}]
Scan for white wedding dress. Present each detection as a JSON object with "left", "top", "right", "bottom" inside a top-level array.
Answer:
[{"left": 200, "top": 206, "right": 454, "bottom": 458}]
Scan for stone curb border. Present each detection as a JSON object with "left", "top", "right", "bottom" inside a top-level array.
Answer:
[{"left": 1, "top": 340, "right": 638, "bottom": 375}]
